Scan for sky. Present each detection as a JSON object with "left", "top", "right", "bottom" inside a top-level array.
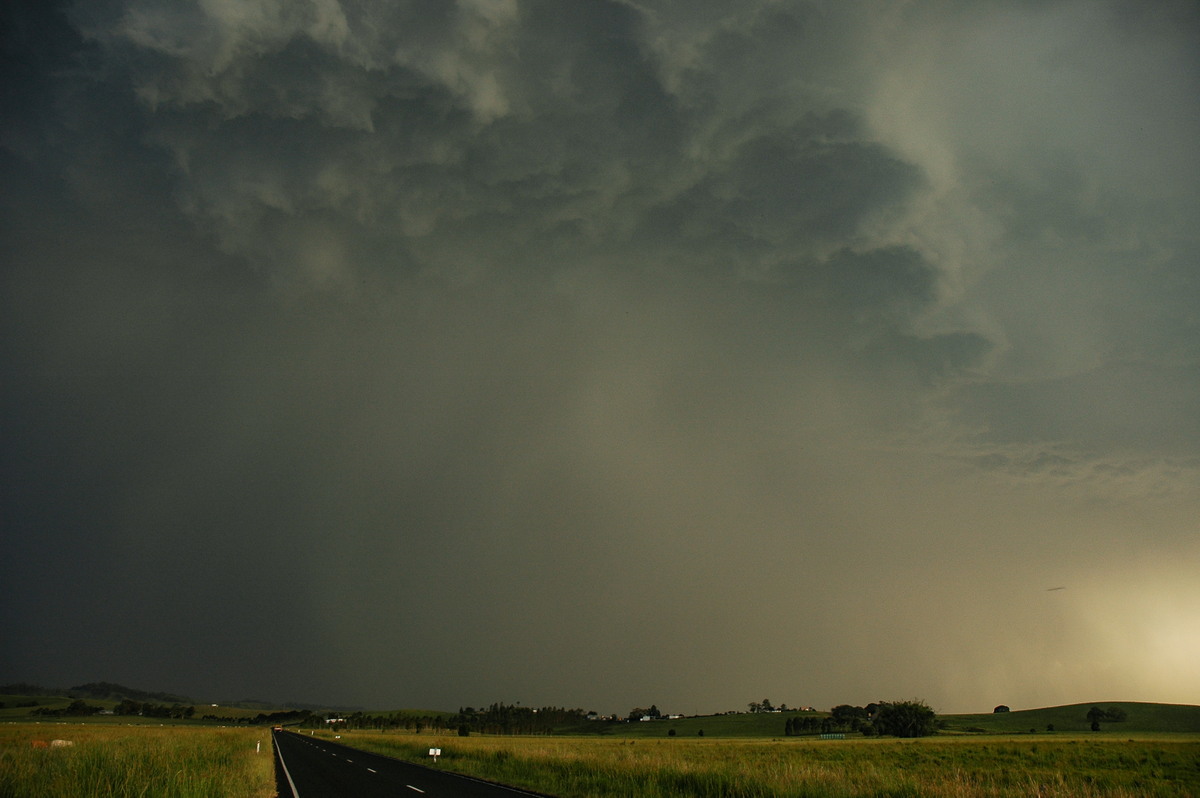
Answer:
[{"left": 2, "top": 0, "right": 1198, "bottom": 717}]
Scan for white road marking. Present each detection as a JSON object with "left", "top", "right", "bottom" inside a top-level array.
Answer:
[
  {"left": 406, "top": 786, "right": 425, "bottom": 793},
  {"left": 273, "top": 737, "right": 301, "bottom": 798},
  {"left": 367, "top": 768, "right": 377, "bottom": 773}
]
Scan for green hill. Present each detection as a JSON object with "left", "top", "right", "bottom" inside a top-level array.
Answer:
[
  {"left": 68, "top": 682, "right": 195, "bottom": 704},
  {"left": 939, "top": 702, "right": 1200, "bottom": 734}
]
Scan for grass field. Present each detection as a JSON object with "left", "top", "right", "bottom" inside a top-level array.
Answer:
[
  {"left": 314, "top": 728, "right": 1200, "bottom": 797},
  {"left": 0, "top": 723, "right": 275, "bottom": 798}
]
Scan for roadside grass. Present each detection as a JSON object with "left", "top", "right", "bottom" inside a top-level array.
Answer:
[
  {"left": 316, "top": 729, "right": 1200, "bottom": 797},
  {"left": 0, "top": 723, "right": 275, "bottom": 798}
]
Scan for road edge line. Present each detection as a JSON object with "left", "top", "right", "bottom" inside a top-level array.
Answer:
[{"left": 273, "top": 731, "right": 301, "bottom": 798}]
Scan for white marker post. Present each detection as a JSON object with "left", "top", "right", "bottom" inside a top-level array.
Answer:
[
  {"left": 428, "top": 748, "right": 441, "bottom": 763},
  {"left": 256, "top": 740, "right": 261, "bottom": 754}
]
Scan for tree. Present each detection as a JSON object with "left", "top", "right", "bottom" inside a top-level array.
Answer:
[
  {"left": 115, "top": 699, "right": 142, "bottom": 716},
  {"left": 830, "top": 705, "right": 868, "bottom": 730},
  {"left": 872, "top": 700, "right": 937, "bottom": 738},
  {"left": 1085, "top": 706, "right": 1125, "bottom": 731}
]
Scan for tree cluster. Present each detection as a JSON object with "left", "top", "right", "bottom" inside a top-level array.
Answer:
[
  {"left": 32, "top": 699, "right": 104, "bottom": 717},
  {"left": 785, "top": 700, "right": 937, "bottom": 738},
  {"left": 873, "top": 700, "right": 937, "bottom": 738},
  {"left": 308, "top": 710, "right": 447, "bottom": 732},
  {"left": 114, "top": 699, "right": 195, "bottom": 719},
  {"left": 308, "top": 703, "right": 588, "bottom": 735},
  {"left": 628, "top": 704, "right": 662, "bottom": 722},
  {"left": 785, "top": 704, "right": 873, "bottom": 735},
  {"left": 1086, "top": 706, "right": 1127, "bottom": 730},
  {"left": 454, "top": 704, "right": 588, "bottom": 734},
  {"left": 784, "top": 715, "right": 835, "bottom": 735}
]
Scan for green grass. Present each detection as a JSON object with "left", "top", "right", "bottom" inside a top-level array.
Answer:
[
  {"left": 310, "top": 729, "right": 1200, "bottom": 797},
  {"left": 0, "top": 723, "right": 275, "bottom": 798}
]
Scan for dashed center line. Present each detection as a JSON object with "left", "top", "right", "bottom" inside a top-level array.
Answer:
[
  {"left": 367, "top": 767, "right": 377, "bottom": 773},
  {"left": 406, "top": 786, "right": 425, "bottom": 794}
]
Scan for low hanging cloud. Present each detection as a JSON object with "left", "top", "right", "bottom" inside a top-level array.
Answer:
[{"left": 2, "top": 0, "right": 1198, "bottom": 713}]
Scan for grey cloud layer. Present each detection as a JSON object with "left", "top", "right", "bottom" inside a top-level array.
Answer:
[{"left": 3, "top": 0, "right": 1198, "bottom": 712}]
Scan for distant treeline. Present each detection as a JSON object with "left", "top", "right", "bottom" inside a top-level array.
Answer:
[
  {"left": 312, "top": 704, "right": 589, "bottom": 735},
  {"left": 208, "top": 709, "right": 315, "bottom": 725},
  {"left": 30, "top": 699, "right": 108, "bottom": 717},
  {"left": 454, "top": 704, "right": 589, "bottom": 735}
]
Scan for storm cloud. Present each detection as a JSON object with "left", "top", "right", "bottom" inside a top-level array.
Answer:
[{"left": 3, "top": 0, "right": 1198, "bottom": 714}]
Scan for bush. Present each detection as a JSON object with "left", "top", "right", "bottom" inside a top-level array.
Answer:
[{"left": 873, "top": 700, "right": 937, "bottom": 738}]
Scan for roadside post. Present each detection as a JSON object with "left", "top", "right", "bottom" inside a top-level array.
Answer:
[{"left": 429, "top": 747, "right": 441, "bottom": 763}]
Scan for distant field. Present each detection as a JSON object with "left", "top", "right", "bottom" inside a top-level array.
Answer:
[
  {"left": 309, "top": 728, "right": 1200, "bottom": 797},
  {"left": 939, "top": 702, "right": 1200, "bottom": 735},
  {"left": 0, "top": 722, "right": 274, "bottom": 798}
]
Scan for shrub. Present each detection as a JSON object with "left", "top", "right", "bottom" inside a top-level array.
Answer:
[{"left": 873, "top": 700, "right": 937, "bottom": 738}]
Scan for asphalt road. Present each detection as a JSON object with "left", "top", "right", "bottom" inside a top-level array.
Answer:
[{"left": 272, "top": 730, "right": 555, "bottom": 797}]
